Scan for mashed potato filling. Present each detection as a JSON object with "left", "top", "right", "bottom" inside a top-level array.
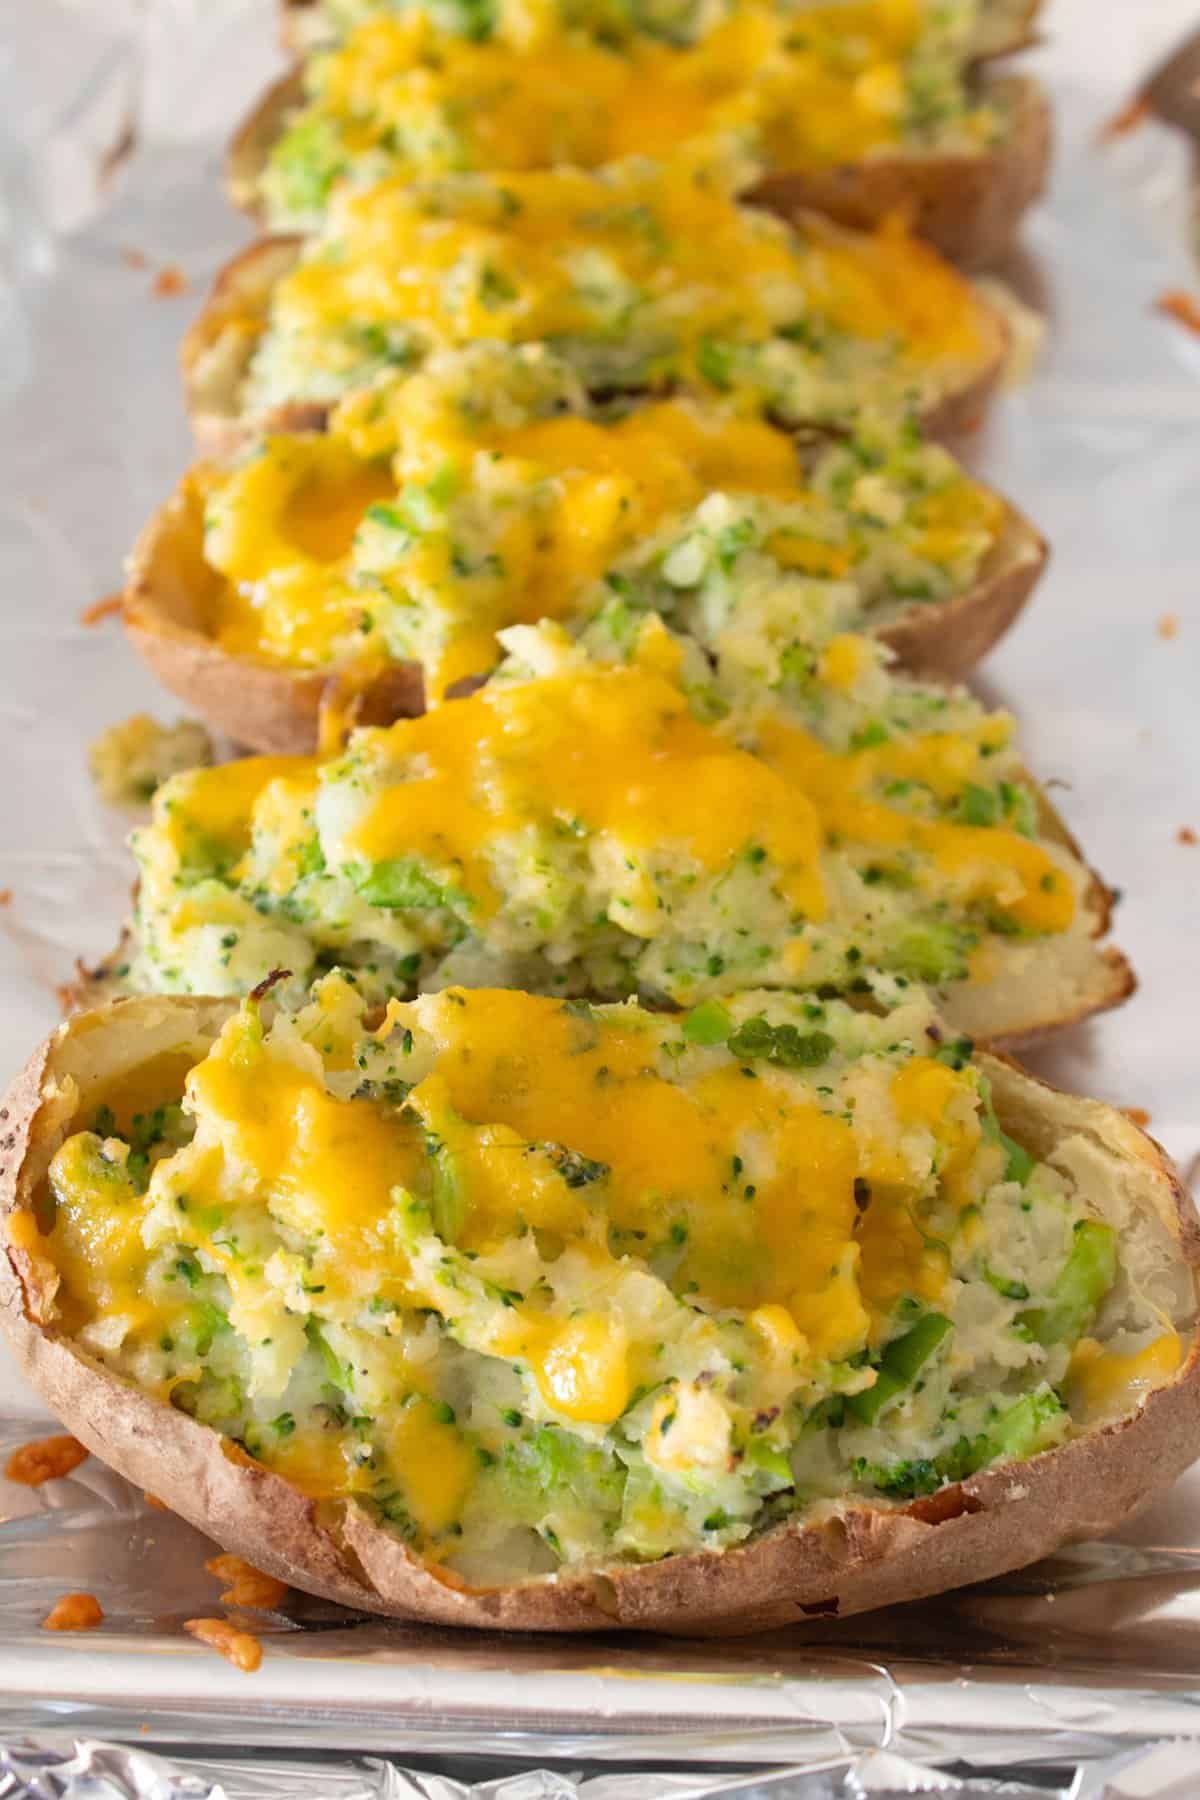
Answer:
[
  {"left": 240, "top": 159, "right": 999, "bottom": 424},
  {"left": 200, "top": 347, "right": 1005, "bottom": 697},
  {"left": 40, "top": 978, "right": 1179, "bottom": 1579},
  {"left": 129, "top": 621, "right": 1079, "bottom": 1007},
  {"left": 261, "top": 4, "right": 995, "bottom": 231}
]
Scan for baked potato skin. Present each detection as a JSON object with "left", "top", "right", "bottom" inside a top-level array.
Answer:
[
  {"left": 967, "top": 789, "right": 1135, "bottom": 1053},
  {"left": 3, "top": 1001, "right": 1198, "bottom": 1636},
  {"left": 120, "top": 455, "right": 1046, "bottom": 757},
  {"left": 179, "top": 236, "right": 310, "bottom": 465},
  {"left": 180, "top": 233, "right": 1012, "bottom": 462},
  {"left": 227, "top": 68, "right": 307, "bottom": 222},
  {"left": 750, "top": 76, "right": 1051, "bottom": 274},
  {"left": 229, "top": 72, "right": 1050, "bottom": 274}
]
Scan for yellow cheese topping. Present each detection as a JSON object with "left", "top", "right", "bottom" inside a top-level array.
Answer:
[
  {"left": 145, "top": 650, "right": 1074, "bottom": 961},
  {"left": 266, "top": 161, "right": 992, "bottom": 374},
  {"left": 336, "top": 663, "right": 1072, "bottom": 936},
  {"left": 278, "top": 0, "right": 987, "bottom": 209},
  {"left": 407, "top": 988, "right": 976, "bottom": 1360},
  {"left": 386, "top": 1397, "right": 479, "bottom": 1530},
  {"left": 185, "top": 1035, "right": 422, "bottom": 1252},
  {"left": 154, "top": 754, "right": 319, "bottom": 879},
  {"left": 44, "top": 1136, "right": 158, "bottom": 1339},
  {"left": 198, "top": 368, "right": 1005, "bottom": 698},
  {"left": 202, "top": 401, "right": 803, "bottom": 694},
  {"left": 39, "top": 978, "right": 1182, "bottom": 1564},
  {"left": 47, "top": 990, "right": 977, "bottom": 1380},
  {"left": 755, "top": 713, "right": 1075, "bottom": 935},
  {"left": 344, "top": 664, "right": 828, "bottom": 917},
  {"left": 483, "top": 401, "right": 801, "bottom": 531}
]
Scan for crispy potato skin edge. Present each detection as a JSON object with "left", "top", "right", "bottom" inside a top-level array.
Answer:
[{"left": 2, "top": 1000, "right": 1199, "bottom": 1635}]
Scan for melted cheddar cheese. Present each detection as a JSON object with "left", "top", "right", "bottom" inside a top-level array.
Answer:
[
  {"left": 261, "top": 5, "right": 994, "bottom": 232},
  {"left": 755, "top": 715, "right": 1075, "bottom": 936},
  {"left": 341, "top": 664, "right": 826, "bottom": 919},
  {"left": 198, "top": 346, "right": 1005, "bottom": 694},
  {"left": 242, "top": 161, "right": 999, "bottom": 426},
  {"left": 36, "top": 977, "right": 1174, "bottom": 1579},
  {"left": 130, "top": 623, "right": 1082, "bottom": 1011},
  {"left": 1069, "top": 1332, "right": 1183, "bottom": 1419}
]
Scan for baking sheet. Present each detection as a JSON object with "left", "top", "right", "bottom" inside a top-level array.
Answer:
[{"left": 1, "top": 0, "right": 1200, "bottom": 1792}]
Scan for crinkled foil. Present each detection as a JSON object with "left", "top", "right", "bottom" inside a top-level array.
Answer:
[{"left": 2, "top": 1, "right": 1200, "bottom": 1795}]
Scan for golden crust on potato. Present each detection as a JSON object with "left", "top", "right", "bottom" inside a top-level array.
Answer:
[
  {"left": 228, "top": 71, "right": 1049, "bottom": 274},
  {"left": 1, "top": 995, "right": 1195, "bottom": 1636},
  {"left": 179, "top": 230, "right": 1012, "bottom": 461},
  {"left": 120, "top": 453, "right": 1046, "bottom": 756}
]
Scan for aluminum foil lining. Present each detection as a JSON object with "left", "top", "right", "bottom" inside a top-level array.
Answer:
[
  {"left": 4, "top": 1739, "right": 1200, "bottom": 1799},
  {"left": 2, "top": 0, "right": 1200, "bottom": 1795}
]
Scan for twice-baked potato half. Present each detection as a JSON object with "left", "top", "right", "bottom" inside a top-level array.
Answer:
[
  {"left": 230, "top": 10, "right": 1049, "bottom": 271},
  {"left": 182, "top": 164, "right": 1011, "bottom": 459},
  {"left": 118, "top": 619, "right": 1130, "bottom": 1046},
  {"left": 3, "top": 976, "right": 1195, "bottom": 1635},
  {"left": 130, "top": 345, "right": 1045, "bottom": 752}
]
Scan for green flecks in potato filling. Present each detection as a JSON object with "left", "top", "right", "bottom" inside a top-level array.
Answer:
[
  {"left": 127, "top": 617, "right": 1081, "bottom": 1018},
  {"left": 37, "top": 977, "right": 1179, "bottom": 1584}
]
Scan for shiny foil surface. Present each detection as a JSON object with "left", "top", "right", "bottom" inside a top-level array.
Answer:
[{"left": 0, "top": 1, "right": 1199, "bottom": 1794}]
